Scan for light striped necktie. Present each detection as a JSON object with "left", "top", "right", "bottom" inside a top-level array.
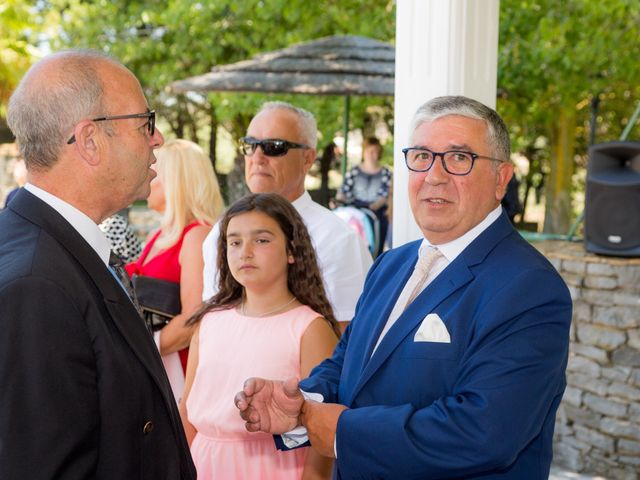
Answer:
[{"left": 403, "top": 247, "right": 443, "bottom": 309}]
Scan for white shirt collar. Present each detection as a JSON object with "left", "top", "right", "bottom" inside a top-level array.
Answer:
[
  {"left": 419, "top": 204, "right": 503, "bottom": 263},
  {"left": 291, "top": 190, "right": 311, "bottom": 210},
  {"left": 24, "top": 183, "right": 112, "bottom": 266}
]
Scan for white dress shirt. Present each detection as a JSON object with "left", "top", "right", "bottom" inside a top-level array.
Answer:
[
  {"left": 24, "top": 183, "right": 111, "bottom": 265},
  {"left": 201, "top": 191, "right": 373, "bottom": 321}
]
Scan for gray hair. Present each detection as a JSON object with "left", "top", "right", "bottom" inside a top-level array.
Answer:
[
  {"left": 257, "top": 101, "right": 318, "bottom": 149},
  {"left": 7, "top": 49, "right": 120, "bottom": 170},
  {"left": 409, "top": 96, "right": 511, "bottom": 161}
]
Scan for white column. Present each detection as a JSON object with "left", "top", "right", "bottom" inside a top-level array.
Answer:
[{"left": 392, "top": 0, "right": 500, "bottom": 247}]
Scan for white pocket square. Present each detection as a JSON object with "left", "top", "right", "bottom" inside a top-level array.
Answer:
[{"left": 414, "top": 313, "right": 451, "bottom": 343}]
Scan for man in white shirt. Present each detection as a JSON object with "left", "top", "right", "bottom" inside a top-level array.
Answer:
[
  {"left": 202, "top": 101, "right": 372, "bottom": 325},
  {"left": 0, "top": 50, "right": 195, "bottom": 479},
  {"left": 235, "top": 96, "right": 572, "bottom": 479}
]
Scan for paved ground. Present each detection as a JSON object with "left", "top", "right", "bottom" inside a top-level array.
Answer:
[{"left": 550, "top": 466, "right": 607, "bottom": 480}]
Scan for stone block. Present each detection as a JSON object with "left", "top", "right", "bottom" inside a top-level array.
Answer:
[
  {"left": 629, "top": 402, "right": 640, "bottom": 419},
  {"left": 618, "top": 438, "right": 640, "bottom": 455},
  {"left": 617, "top": 265, "right": 640, "bottom": 289},
  {"left": 563, "top": 260, "right": 587, "bottom": 275},
  {"left": 618, "top": 455, "right": 640, "bottom": 467},
  {"left": 572, "top": 343, "right": 609, "bottom": 364},
  {"left": 562, "top": 272, "right": 584, "bottom": 287},
  {"left": 583, "top": 288, "right": 615, "bottom": 306},
  {"left": 593, "top": 306, "right": 638, "bottom": 329},
  {"left": 612, "top": 346, "right": 640, "bottom": 367},
  {"left": 584, "top": 275, "right": 618, "bottom": 290},
  {"left": 574, "top": 424, "right": 616, "bottom": 453},
  {"left": 582, "top": 451, "right": 622, "bottom": 480},
  {"left": 573, "top": 301, "right": 592, "bottom": 323},
  {"left": 612, "top": 291, "right": 640, "bottom": 308},
  {"left": 583, "top": 393, "right": 628, "bottom": 417},
  {"left": 567, "top": 355, "right": 601, "bottom": 376},
  {"left": 567, "top": 373, "right": 609, "bottom": 396},
  {"left": 587, "top": 262, "right": 616, "bottom": 276},
  {"left": 569, "top": 321, "right": 577, "bottom": 342},
  {"left": 568, "top": 285, "right": 581, "bottom": 301},
  {"left": 631, "top": 368, "right": 640, "bottom": 387},
  {"left": 562, "top": 404, "right": 601, "bottom": 430},
  {"left": 629, "top": 329, "right": 640, "bottom": 351},
  {"left": 562, "top": 386, "right": 583, "bottom": 407},
  {"left": 552, "top": 442, "right": 584, "bottom": 471},
  {"left": 606, "top": 466, "right": 639, "bottom": 480},
  {"left": 601, "top": 366, "right": 632, "bottom": 383},
  {"left": 608, "top": 382, "right": 640, "bottom": 402},
  {"left": 577, "top": 324, "right": 626, "bottom": 351},
  {"left": 600, "top": 417, "right": 640, "bottom": 441}
]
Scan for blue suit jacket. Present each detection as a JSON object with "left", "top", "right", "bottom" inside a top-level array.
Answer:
[{"left": 300, "top": 212, "right": 572, "bottom": 479}]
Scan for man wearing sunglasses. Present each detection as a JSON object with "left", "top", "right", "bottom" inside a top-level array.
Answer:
[
  {"left": 202, "top": 102, "right": 372, "bottom": 329},
  {"left": 236, "top": 96, "right": 572, "bottom": 479},
  {"left": 1, "top": 50, "right": 196, "bottom": 479}
]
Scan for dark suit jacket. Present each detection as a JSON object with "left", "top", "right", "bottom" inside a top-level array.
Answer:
[
  {"left": 300, "top": 212, "right": 572, "bottom": 479},
  {"left": 0, "top": 189, "right": 196, "bottom": 479}
]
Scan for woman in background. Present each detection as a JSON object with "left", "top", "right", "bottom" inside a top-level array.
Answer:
[
  {"left": 127, "top": 139, "right": 224, "bottom": 402},
  {"left": 336, "top": 136, "right": 392, "bottom": 256}
]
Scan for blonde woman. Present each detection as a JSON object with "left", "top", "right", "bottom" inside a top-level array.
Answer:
[{"left": 127, "top": 139, "right": 224, "bottom": 402}]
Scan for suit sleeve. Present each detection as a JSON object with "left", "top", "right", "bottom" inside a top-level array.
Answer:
[
  {"left": 298, "top": 249, "right": 388, "bottom": 401},
  {"left": 333, "top": 267, "right": 572, "bottom": 479},
  {"left": 0, "top": 276, "right": 99, "bottom": 480}
]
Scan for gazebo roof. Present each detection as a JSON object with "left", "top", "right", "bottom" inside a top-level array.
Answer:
[{"left": 170, "top": 35, "right": 395, "bottom": 96}]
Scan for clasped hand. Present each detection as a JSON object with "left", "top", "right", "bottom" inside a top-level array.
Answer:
[
  {"left": 235, "top": 377, "right": 304, "bottom": 434},
  {"left": 235, "top": 377, "right": 348, "bottom": 458}
]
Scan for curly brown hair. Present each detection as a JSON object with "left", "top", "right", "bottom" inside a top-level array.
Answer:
[{"left": 188, "top": 193, "right": 339, "bottom": 337}]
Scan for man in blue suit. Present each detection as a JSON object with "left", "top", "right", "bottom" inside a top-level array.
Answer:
[{"left": 235, "top": 96, "right": 572, "bottom": 479}]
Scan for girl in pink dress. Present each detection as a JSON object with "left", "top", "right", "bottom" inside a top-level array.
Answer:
[{"left": 181, "top": 193, "right": 340, "bottom": 479}]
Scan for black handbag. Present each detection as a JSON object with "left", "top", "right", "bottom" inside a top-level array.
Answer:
[{"left": 131, "top": 275, "right": 181, "bottom": 332}]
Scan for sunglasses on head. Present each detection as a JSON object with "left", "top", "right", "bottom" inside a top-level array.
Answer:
[{"left": 239, "top": 137, "right": 310, "bottom": 157}]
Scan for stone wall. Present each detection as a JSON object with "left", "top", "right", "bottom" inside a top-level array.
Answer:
[{"left": 536, "top": 241, "right": 640, "bottom": 480}]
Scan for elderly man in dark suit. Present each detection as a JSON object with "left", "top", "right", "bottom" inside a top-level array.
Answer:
[{"left": 0, "top": 50, "right": 196, "bottom": 479}]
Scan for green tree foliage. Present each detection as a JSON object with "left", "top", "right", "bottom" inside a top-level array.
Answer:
[
  {"left": 0, "top": 0, "right": 41, "bottom": 118},
  {"left": 42, "top": 0, "right": 396, "bottom": 176},
  {"left": 498, "top": 0, "right": 640, "bottom": 233}
]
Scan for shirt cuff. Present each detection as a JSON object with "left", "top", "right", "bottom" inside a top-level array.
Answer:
[{"left": 280, "top": 390, "right": 325, "bottom": 449}]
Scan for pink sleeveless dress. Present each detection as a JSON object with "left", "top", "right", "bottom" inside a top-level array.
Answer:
[{"left": 187, "top": 305, "right": 321, "bottom": 479}]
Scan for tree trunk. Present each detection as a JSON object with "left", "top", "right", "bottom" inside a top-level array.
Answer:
[
  {"left": 208, "top": 103, "right": 218, "bottom": 175},
  {"left": 543, "top": 108, "right": 576, "bottom": 234}
]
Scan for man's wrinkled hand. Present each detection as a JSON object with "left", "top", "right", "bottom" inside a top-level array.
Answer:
[{"left": 234, "top": 377, "right": 304, "bottom": 434}]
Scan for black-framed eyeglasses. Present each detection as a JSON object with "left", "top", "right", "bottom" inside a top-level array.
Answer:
[
  {"left": 239, "top": 136, "right": 309, "bottom": 157},
  {"left": 401, "top": 147, "right": 505, "bottom": 176},
  {"left": 67, "top": 110, "right": 156, "bottom": 144}
]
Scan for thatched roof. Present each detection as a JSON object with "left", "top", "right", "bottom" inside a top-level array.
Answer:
[{"left": 171, "top": 35, "right": 395, "bottom": 96}]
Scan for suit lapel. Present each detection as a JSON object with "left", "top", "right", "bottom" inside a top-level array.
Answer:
[
  {"left": 10, "top": 190, "right": 174, "bottom": 404},
  {"left": 348, "top": 212, "right": 517, "bottom": 403},
  {"left": 360, "top": 250, "right": 416, "bottom": 363}
]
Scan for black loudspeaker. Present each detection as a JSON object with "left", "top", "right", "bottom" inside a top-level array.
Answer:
[{"left": 585, "top": 141, "right": 640, "bottom": 257}]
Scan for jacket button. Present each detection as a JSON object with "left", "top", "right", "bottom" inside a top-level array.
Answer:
[{"left": 143, "top": 421, "right": 154, "bottom": 434}]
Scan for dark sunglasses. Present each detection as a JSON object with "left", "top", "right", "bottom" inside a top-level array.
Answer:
[
  {"left": 239, "top": 136, "right": 310, "bottom": 157},
  {"left": 67, "top": 110, "right": 156, "bottom": 144}
]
